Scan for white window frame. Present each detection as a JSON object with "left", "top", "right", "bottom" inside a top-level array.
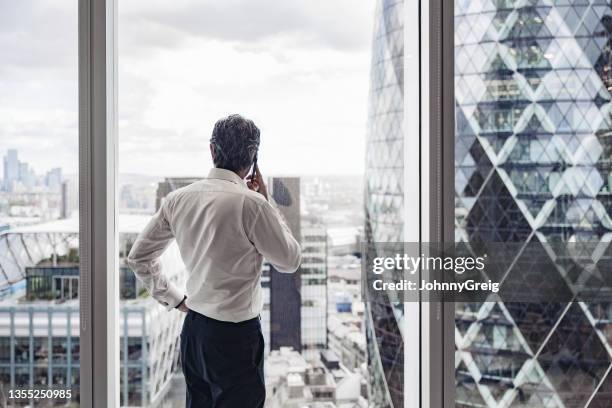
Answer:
[
  {"left": 403, "top": 0, "right": 422, "bottom": 406},
  {"left": 404, "top": 0, "right": 455, "bottom": 406}
]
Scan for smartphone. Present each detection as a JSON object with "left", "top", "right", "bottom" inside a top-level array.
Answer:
[{"left": 251, "top": 155, "right": 258, "bottom": 180}]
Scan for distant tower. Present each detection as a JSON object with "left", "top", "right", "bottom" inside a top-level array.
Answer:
[
  {"left": 3, "top": 149, "right": 19, "bottom": 191},
  {"left": 268, "top": 177, "right": 302, "bottom": 352},
  {"left": 61, "top": 181, "right": 69, "bottom": 219},
  {"left": 46, "top": 167, "right": 63, "bottom": 192},
  {"left": 61, "top": 180, "right": 78, "bottom": 219}
]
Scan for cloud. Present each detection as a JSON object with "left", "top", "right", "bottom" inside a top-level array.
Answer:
[
  {"left": 0, "top": 0, "right": 78, "bottom": 176},
  {"left": 119, "top": 0, "right": 374, "bottom": 53},
  {"left": 0, "top": 0, "right": 77, "bottom": 73},
  {"left": 1, "top": 1, "right": 374, "bottom": 177},
  {"left": 117, "top": 32, "right": 371, "bottom": 175}
]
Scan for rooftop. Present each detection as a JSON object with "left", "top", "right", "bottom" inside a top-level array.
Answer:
[
  {"left": 0, "top": 214, "right": 184, "bottom": 294},
  {"left": 8, "top": 213, "right": 150, "bottom": 235}
]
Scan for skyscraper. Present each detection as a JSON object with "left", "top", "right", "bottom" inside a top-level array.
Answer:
[
  {"left": 455, "top": 1, "right": 612, "bottom": 406},
  {"left": 45, "top": 167, "right": 63, "bottom": 192},
  {"left": 300, "top": 225, "right": 328, "bottom": 360},
  {"left": 61, "top": 180, "right": 77, "bottom": 219},
  {"left": 364, "top": 0, "right": 404, "bottom": 406},
  {"left": 365, "top": 1, "right": 612, "bottom": 406},
  {"left": 19, "top": 162, "right": 36, "bottom": 190},
  {"left": 268, "top": 177, "right": 302, "bottom": 352},
  {"left": 2, "top": 149, "right": 19, "bottom": 192}
]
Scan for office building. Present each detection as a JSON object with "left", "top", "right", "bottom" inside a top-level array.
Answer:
[
  {"left": 18, "top": 163, "right": 35, "bottom": 190},
  {"left": 261, "top": 261, "right": 272, "bottom": 355},
  {"left": 367, "top": 1, "right": 612, "bottom": 406},
  {"left": 0, "top": 216, "right": 186, "bottom": 407},
  {"left": 327, "top": 314, "right": 366, "bottom": 371},
  {"left": 2, "top": 149, "right": 19, "bottom": 192},
  {"left": 264, "top": 347, "right": 367, "bottom": 408},
  {"left": 45, "top": 168, "right": 62, "bottom": 193},
  {"left": 300, "top": 225, "right": 328, "bottom": 361},
  {"left": 363, "top": 0, "right": 405, "bottom": 406},
  {"left": 60, "top": 180, "right": 77, "bottom": 219},
  {"left": 269, "top": 177, "right": 302, "bottom": 352},
  {"left": 454, "top": 1, "right": 612, "bottom": 407}
]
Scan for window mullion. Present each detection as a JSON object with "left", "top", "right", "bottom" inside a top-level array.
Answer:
[{"left": 78, "top": 0, "right": 118, "bottom": 406}]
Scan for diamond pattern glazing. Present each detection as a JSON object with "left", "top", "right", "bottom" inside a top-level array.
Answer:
[
  {"left": 365, "top": 0, "right": 405, "bottom": 407},
  {"left": 455, "top": 1, "right": 612, "bottom": 407}
]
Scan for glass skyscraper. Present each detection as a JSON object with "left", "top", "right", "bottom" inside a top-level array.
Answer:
[
  {"left": 455, "top": 1, "right": 612, "bottom": 407},
  {"left": 365, "top": 0, "right": 612, "bottom": 406},
  {"left": 364, "top": 0, "right": 404, "bottom": 406}
]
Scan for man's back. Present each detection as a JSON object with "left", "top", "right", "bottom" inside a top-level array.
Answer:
[
  {"left": 128, "top": 115, "right": 289, "bottom": 407},
  {"left": 127, "top": 167, "right": 301, "bottom": 322}
]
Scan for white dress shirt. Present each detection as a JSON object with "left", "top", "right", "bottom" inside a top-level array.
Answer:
[{"left": 127, "top": 168, "right": 301, "bottom": 322}]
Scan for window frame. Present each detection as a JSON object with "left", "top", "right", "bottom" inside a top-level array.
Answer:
[
  {"left": 402, "top": 0, "right": 422, "bottom": 406},
  {"left": 407, "top": 0, "right": 456, "bottom": 406},
  {"left": 75, "top": 0, "right": 457, "bottom": 406},
  {"left": 78, "top": 0, "right": 119, "bottom": 406}
]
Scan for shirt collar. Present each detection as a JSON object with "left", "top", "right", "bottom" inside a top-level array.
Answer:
[{"left": 207, "top": 168, "right": 247, "bottom": 188}]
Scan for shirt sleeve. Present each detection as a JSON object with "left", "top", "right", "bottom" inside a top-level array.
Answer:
[
  {"left": 247, "top": 197, "right": 302, "bottom": 273},
  {"left": 126, "top": 198, "right": 184, "bottom": 310}
]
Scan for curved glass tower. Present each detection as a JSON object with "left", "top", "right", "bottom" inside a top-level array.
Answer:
[
  {"left": 455, "top": 1, "right": 612, "bottom": 406},
  {"left": 364, "top": 0, "right": 404, "bottom": 406}
]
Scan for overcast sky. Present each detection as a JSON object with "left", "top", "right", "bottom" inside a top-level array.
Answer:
[{"left": 0, "top": 0, "right": 374, "bottom": 178}]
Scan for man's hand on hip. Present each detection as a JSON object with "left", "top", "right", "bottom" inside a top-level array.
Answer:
[{"left": 176, "top": 296, "right": 189, "bottom": 313}]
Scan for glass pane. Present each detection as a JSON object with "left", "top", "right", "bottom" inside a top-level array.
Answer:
[
  {"left": 0, "top": 1, "right": 79, "bottom": 405},
  {"left": 118, "top": 1, "right": 373, "bottom": 406},
  {"left": 364, "top": 0, "right": 406, "bottom": 406},
  {"left": 454, "top": 1, "right": 612, "bottom": 406}
]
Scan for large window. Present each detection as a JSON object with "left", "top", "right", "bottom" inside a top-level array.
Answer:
[
  {"left": 0, "top": 0, "right": 80, "bottom": 405},
  {"left": 117, "top": 1, "right": 372, "bottom": 406}
]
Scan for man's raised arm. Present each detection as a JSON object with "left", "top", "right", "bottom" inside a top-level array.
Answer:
[{"left": 247, "top": 198, "right": 302, "bottom": 273}]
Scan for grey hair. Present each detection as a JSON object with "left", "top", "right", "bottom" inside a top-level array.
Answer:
[{"left": 210, "top": 114, "right": 260, "bottom": 172}]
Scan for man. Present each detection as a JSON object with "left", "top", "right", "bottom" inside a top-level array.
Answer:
[{"left": 127, "top": 114, "right": 301, "bottom": 408}]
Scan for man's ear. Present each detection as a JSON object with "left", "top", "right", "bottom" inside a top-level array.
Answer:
[{"left": 209, "top": 143, "right": 216, "bottom": 163}]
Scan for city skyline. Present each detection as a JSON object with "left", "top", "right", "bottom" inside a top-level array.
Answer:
[
  {"left": 0, "top": 173, "right": 365, "bottom": 406},
  {"left": 0, "top": 147, "right": 367, "bottom": 180}
]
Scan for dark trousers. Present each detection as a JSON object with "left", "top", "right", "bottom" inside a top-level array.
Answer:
[{"left": 180, "top": 310, "right": 265, "bottom": 408}]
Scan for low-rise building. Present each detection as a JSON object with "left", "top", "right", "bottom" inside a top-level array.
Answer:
[
  {"left": 265, "top": 348, "right": 367, "bottom": 408},
  {"left": 327, "top": 314, "right": 366, "bottom": 371},
  {"left": 0, "top": 215, "right": 186, "bottom": 407}
]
